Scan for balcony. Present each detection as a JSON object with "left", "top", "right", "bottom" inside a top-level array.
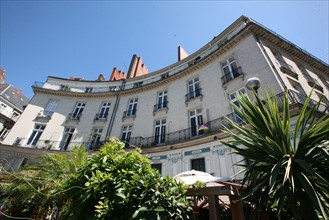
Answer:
[
  {"left": 12, "top": 90, "right": 327, "bottom": 152},
  {"left": 67, "top": 113, "right": 82, "bottom": 121},
  {"left": 0, "top": 108, "right": 20, "bottom": 122},
  {"left": 35, "top": 111, "right": 54, "bottom": 120},
  {"left": 123, "top": 109, "right": 137, "bottom": 118},
  {"left": 303, "top": 75, "right": 324, "bottom": 92},
  {"left": 125, "top": 90, "right": 328, "bottom": 149},
  {"left": 12, "top": 138, "right": 99, "bottom": 150},
  {"left": 278, "top": 61, "right": 298, "bottom": 79},
  {"left": 221, "top": 67, "right": 244, "bottom": 85},
  {"left": 153, "top": 101, "right": 169, "bottom": 113},
  {"left": 185, "top": 88, "right": 203, "bottom": 102},
  {"left": 94, "top": 113, "right": 108, "bottom": 121}
]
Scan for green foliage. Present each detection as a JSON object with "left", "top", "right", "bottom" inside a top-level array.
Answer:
[
  {"left": 0, "top": 145, "right": 88, "bottom": 218},
  {"left": 222, "top": 90, "right": 329, "bottom": 219},
  {"left": 60, "top": 138, "right": 190, "bottom": 219},
  {"left": 1, "top": 139, "right": 191, "bottom": 219}
]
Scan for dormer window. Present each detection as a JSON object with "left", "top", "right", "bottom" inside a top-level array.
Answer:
[
  {"left": 85, "top": 87, "right": 93, "bottom": 93},
  {"left": 133, "top": 82, "right": 143, "bottom": 88},
  {"left": 60, "top": 85, "right": 70, "bottom": 91}
]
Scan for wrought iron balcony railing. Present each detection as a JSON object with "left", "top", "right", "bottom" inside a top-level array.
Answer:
[
  {"left": 185, "top": 88, "right": 203, "bottom": 102},
  {"left": 67, "top": 113, "right": 82, "bottom": 120},
  {"left": 221, "top": 67, "right": 244, "bottom": 85},
  {"left": 12, "top": 138, "right": 104, "bottom": 151},
  {"left": 94, "top": 113, "right": 108, "bottom": 120},
  {"left": 11, "top": 90, "right": 328, "bottom": 151},
  {"left": 153, "top": 101, "right": 169, "bottom": 112},
  {"left": 125, "top": 90, "right": 328, "bottom": 149},
  {"left": 123, "top": 109, "right": 137, "bottom": 118}
]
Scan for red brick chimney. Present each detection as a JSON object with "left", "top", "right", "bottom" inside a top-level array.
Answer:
[
  {"left": 110, "top": 68, "right": 126, "bottom": 81},
  {"left": 0, "top": 68, "right": 5, "bottom": 84}
]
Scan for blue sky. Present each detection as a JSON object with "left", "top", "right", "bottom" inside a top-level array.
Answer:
[{"left": 1, "top": 1, "right": 328, "bottom": 98}]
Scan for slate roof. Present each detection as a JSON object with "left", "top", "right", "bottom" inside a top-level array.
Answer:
[{"left": 0, "top": 83, "right": 30, "bottom": 111}]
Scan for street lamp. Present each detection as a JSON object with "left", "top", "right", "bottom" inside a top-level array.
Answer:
[{"left": 246, "top": 77, "right": 261, "bottom": 94}]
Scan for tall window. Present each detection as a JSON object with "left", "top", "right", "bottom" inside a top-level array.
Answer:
[
  {"left": 0, "top": 127, "right": 10, "bottom": 141},
  {"left": 97, "top": 102, "right": 111, "bottom": 119},
  {"left": 288, "top": 79, "right": 307, "bottom": 104},
  {"left": 154, "top": 119, "right": 166, "bottom": 145},
  {"left": 27, "top": 124, "right": 46, "bottom": 147},
  {"left": 89, "top": 128, "right": 103, "bottom": 150},
  {"left": 121, "top": 125, "right": 132, "bottom": 143},
  {"left": 221, "top": 57, "right": 239, "bottom": 83},
  {"left": 315, "top": 92, "right": 329, "bottom": 105},
  {"left": 191, "top": 158, "right": 206, "bottom": 172},
  {"left": 157, "top": 91, "right": 168, "bottom": 110},
  {"left": 70, "top": 102, "right": 85, "bottom": 120},
  {"left": 60, "top": 127, "right": 75, "bottom": 151},
  {"left": 126, "top": 98, "right": 138, "bottom": 116},
  {"left": 44, "top": 99, "right": 58, "bottom": 117},
  {"left": 189, "top": 108, "right": 204, "bottom": 137},
  {"left": 151, "top": 163, "right": 162, "bottom": 174},
  {"left": 229, "top": 88, "right": 246, "bottom": 124},
  {"left": 188, "top": 78, "right": 201, "bottom": 100}
]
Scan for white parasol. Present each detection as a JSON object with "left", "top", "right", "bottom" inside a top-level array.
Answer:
[{"left": 174, "top": 170, "right": 231, "bottom": 185}]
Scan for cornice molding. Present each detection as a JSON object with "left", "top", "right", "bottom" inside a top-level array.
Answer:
[{"left": 33, "top": 21, "right": 328, "bottom": 98}]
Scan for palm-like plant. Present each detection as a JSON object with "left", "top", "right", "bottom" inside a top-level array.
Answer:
[
  {"left": 222, "top": 90, "right": 329, "bottom": 219},
  {"left": 0, "top": 146, "right": 88, "bottom": 218}
]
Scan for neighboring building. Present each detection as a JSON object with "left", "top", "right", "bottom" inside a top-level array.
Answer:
[
  {"left": 2, "top": 16, "right": 329, "bottom": 178},
  {"left": 0, "top": 68, "right": 30, "bottom": 142}
]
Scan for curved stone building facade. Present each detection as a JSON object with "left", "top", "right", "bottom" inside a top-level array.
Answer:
[{"left": 2, "top": 16, "right": 329, "bottom": 178}]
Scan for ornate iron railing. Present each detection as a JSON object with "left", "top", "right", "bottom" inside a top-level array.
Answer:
[{"left": 12, "top": 90, "right": 328, "bottom": 151}]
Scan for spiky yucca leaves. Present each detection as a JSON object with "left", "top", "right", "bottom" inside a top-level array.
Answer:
[{"left": 222, "top": 90, "right": 329, "bottom": 219}]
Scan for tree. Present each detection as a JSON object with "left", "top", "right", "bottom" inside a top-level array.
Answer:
[
  {"left": 222, "top": 90, "right": 329, "bottom": 219},
  {"left": 0, "top": 146, "right": 88, "bottom": 219},
  {"left": 60, "top": 138, "right": 190, "bottom": 220}
]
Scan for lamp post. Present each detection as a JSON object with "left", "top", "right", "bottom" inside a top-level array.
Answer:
[{"left": 246, "top": 77, "right": 261, "bottom": 94}]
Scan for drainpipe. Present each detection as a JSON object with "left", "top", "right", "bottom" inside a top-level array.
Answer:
[{"left": 105, "top": 80, "right": 125, "bottom": 138}]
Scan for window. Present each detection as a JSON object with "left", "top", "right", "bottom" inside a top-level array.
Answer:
[
  {"left": 85, "top": 87, "right": 93, "bottom": 93},
  {"left": 187, "top": 77, "right": 201, "bottom": 100},
  {"left": 191, "top": 158, "right": 205, "bottom": 172},
  {"left": 11, "top": 111, "right": 20, "bottom": 121},
  {"left": 96, "top": 102, "right": 111, "bottom": 120},
  {"left": 316, "top": 92, "right": 329, "bottom": 105},
  {"left": 0, "top": 127, "right": 10, "bottom": 141},
  {"left": 189, "top": 108, "right": 204, "bottom": 137},
  {"left": 0, "top": 103, "right": 7, "bottom": 110},
  {"left": 229, "top": 88, "right": 246, "bottom": 124},
  {"left": 125, "top": 98, "right": 138, "bottom": 117},
  {"left": 151, "top": 163, "right": 162, "bottom": 174},
  {"left": 60, "top": 84, "right": 70, "bottom": 91},
  {"left": 157, "top": 91, "right": 168, "bottom": 110},
  {"left": 70, "top": 102, "right": 85, "bottom": 120},
  {"left": 288, "top": 79, "right": 307, "bottom": 104},
  {"left": 27, "top": 124, "right": 46, "bottom": 147},
  {"left": 44, "top": 99, "right": 58, "bottom": 117},
  {"left": 154, "top": 119, "right": 166, "bottom": 145},
  {"left": 60, "top": 127, "right": 75, "bottom": 151},
  {"left": 121, "top": 125, "right": 132, "bottom": 143},
  {"left": 221, "top": 57, "right": 240, "bottom": 84},
  {"left": 133, "top": 82, "right": 143, "bottom": 88},
  {"left": 89, "top": 128, "right": 103, "bottom": 150}
]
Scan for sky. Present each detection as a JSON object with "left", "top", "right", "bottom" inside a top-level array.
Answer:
[{"left": 1, "top": 1, "right": 328, "bottom": 99}]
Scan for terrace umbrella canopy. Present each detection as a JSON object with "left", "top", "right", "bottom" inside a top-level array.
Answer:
[
  {"left": 174, "top": 170, "right": 231, "bottom": 185},
  {"left": 175, "top": 170, "right": 244, "bottom": 220}
]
